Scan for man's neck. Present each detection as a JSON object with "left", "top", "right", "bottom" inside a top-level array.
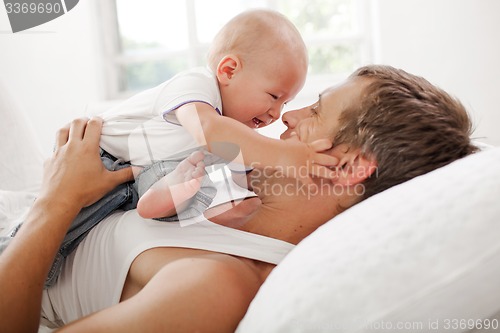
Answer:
[
  {"left": 244, "top": 202, "right": 322, "bottom": 244},
  {"left": 207, "top": 195, "right": 323, "bottom": 245}
]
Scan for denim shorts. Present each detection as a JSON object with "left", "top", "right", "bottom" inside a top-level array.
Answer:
[{"left": 5, "top": 148, "right": 221, "bottom": 288}]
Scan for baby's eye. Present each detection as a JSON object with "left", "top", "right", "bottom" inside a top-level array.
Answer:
[{"left": 269, "top": 93, "right": 279, "bottom": 100}]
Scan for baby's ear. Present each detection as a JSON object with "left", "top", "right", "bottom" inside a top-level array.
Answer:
[
  {"left": 216, "top": 55, "right": 241, "bottom": 84},
  {"left": 330, "top": 144, "right": 377, "bottom": 186}
]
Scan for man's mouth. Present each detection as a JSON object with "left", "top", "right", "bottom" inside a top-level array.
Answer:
[{"left": 281, "top": 131, "right": 300, "bottom": 141}]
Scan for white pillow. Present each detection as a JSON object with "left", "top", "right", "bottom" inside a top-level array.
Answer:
[{"left": 238, "top": 147, "right": 500, "bottom": 333}]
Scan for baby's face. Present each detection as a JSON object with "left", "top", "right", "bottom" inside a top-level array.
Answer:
[{"left": 219, "top": 55, "right": 307, "bottom": 129}]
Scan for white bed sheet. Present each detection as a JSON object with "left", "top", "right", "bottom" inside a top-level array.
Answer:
[
  {"left": 0, "top": 81, "right": 44, "bottom": 193},
  {"left": 0, "top": 82, "right": 43, "bottom": 236},
  {"left": 0, "top": 190, "right": 35, "bottom": 236}
]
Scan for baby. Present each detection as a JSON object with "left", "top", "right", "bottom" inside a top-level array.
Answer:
[{"left": 99, "top": 9, "right": 332, "bottom": 219}]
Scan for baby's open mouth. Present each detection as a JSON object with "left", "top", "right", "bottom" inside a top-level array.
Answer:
[{"left": 252, "top": 117, "right": 263, "bottom": 128}]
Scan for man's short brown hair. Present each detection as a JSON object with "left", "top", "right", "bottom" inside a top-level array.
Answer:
[{"left": 335, "top": 65, "right": 478, "bottom": 200}]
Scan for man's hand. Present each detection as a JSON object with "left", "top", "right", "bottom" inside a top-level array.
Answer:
[
  {"left": 0, "top": 117, "right": 134, "bottom": 333},
  {"left": 39, "top": 117, "right": 133, "bottom": 209}
]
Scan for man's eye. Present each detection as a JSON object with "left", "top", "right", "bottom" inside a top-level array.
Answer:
[{"left": 310, "top": 105, "right": 319, "bottom": 116}]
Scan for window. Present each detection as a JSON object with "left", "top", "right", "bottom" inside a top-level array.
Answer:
[{"left": 99, "top": 0, "right": 372, "bottom": 99}]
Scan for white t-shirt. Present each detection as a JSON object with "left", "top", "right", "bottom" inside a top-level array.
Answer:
[
  {"left": 99, "top": 67, "right": 222, "bottom": 166},
  {"left": 40, "top": 180, "right": 293, "bottom": 327}
]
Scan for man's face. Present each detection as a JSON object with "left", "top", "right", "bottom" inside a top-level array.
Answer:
[
  {"left": 276, "top": 77, "right": 373, "bottom": 221},
  {"left": 280, "top": 77, "right": 369, "bottom": 144}
]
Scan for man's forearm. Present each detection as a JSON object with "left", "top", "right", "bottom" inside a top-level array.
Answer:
[
  {"left": 0, "top": 117, "right": 133, "bottom": 332},
  {"left": 0, "top": 196, "right": 80, "bottom": 333}
]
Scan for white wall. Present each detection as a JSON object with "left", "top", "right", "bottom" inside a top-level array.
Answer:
[
  {"left": 0, "top": 0, "right": 104, "bottom": 156},
  {"left": 373, "top": 0, "right": 500, "bottom": 146},
  {"left": 1, "top": 0, "right": 499, "bottom": 156}
]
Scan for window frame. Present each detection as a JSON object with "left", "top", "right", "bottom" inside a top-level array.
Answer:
[{"left": 96, "top": 0, "right": 373, "bottom": 100}]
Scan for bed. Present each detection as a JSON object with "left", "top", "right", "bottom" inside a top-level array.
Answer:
[
  {"left": 238, "top": 142, "right": 500, "bottom": 332},
  {"left": 1, "top": 83, "right": 499, "bottom": 333}
]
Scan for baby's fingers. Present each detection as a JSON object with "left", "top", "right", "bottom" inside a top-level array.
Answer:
[
  {"left": 313, "top": 153, "right": 339, "bottom": 169},
  {"left": 309, "top": 139, "right": 333, "bottom": 152},
  {"left": 188, "top": 150, "right": 206, "bottom": 164}
]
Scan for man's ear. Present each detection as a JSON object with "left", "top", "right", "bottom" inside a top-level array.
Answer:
[
  {"left": 216, "top": 55, "right": 241, "bottom": 85},
  {"left": 330, "top": 144, "right": 377, "bottom": 186}
]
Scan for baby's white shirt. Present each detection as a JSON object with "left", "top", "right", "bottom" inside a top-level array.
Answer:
[{"left": 99, "top": 67, "right": 222, "bottom": 166}]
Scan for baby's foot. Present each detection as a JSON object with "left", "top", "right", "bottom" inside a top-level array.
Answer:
[
  {"left": 168, "top": 150, "right": 206, "bottom": 197},
  {"left": 137, "top": 151, "right": 206, "bottom": 219}
]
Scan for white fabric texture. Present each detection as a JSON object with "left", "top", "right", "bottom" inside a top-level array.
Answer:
[
  {"left": 99, "top": 67, "right": 222, "bottom": 166},
  {"left": 238, "top": 147, "right": 500, "bottom": 333},
  {"left": 0, "top": 190, "right": 35, "bottom": 235},
  {"left": 0, "top": 81, "right": 43, "bottom": 234},
  {"left": 0, "top": 82, "right": 44, "bottom": 193},
  {"left": 42, "top": 209, "right": 294, "bottom": 326}
]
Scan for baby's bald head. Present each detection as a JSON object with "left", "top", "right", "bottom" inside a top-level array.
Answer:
[{"left": 208, "top": 9, "right": 308, "bottom": 73}]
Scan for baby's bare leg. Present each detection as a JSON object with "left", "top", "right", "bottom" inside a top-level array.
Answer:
[{"left": 137, "top": 151, "right": 205, "bottom": 219}]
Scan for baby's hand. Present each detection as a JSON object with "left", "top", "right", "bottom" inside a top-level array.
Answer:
[
  {"left": 280, "top": 137, "right": 339, "bottom": 183},
  {"left": 306, "top": 139, "right": 339, "bottom": 180}
]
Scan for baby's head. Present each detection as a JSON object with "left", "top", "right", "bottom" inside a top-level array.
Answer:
[{"left": 208, "top": 9, "right": 308, "bottom": 129}]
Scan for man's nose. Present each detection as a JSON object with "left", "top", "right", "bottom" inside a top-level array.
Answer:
[{"left": 282, "top": 109, "right": 298, "bottom": 129}]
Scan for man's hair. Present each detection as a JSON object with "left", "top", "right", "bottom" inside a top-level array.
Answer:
[
  {"left": 207, "top": 9, "right": 307, "bottom": 72},
  {"left": 334, "top": 65, "right": 478, "bottom": 200}
]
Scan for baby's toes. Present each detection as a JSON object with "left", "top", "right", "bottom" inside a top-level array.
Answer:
[
  {"left": 188, "top": 150, "right": 205, "bottom": 165},
  {"left": 192, "top": 164, "right": 206, "bottom": 179}
]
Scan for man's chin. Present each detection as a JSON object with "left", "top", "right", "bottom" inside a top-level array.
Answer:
[
  {"left": 279, "top": 131, "right": 292, "bottom": 140},
  {"left": 280, "top": 132, "right": 300, "bottom": 142}
]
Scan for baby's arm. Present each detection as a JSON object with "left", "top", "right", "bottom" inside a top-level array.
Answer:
[
  {"left": 136, "top": 151, "right": 206, "bottom": 219},
  {"left": 175, "top": 102, "right": 337, "bottom": 180}
]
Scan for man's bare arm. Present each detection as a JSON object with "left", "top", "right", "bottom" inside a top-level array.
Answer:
[
  {"left": 0, "top": 118, "right": 133, "bottom": 333},
  {"left": 58, "top": 252, "right": 263, "bottom": 333}
]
